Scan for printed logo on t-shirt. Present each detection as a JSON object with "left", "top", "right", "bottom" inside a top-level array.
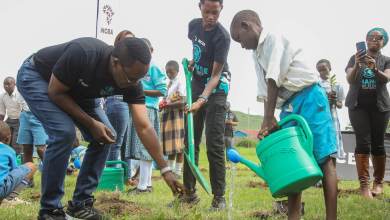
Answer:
[
  {"left": 361, "top": 68, "right": 376, "bottom": 90},
  {"left": 100, "top": 86, "right": 115, "bottom": 96},
  {"left": 194, "top": 44, "right": 202, "bottom": 63}
]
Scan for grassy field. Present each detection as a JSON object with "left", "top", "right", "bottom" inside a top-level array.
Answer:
[{"left": 0, "top": 147, "right": 389, "bottom": 220}]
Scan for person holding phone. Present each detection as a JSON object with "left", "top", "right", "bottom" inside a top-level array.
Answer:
[{"left": 345, "top": 27, "right": 390, "bottom": 198}]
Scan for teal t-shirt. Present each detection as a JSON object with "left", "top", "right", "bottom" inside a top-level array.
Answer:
[
  {"left": 0, "top": 143, "right": 17, "bottom": 186},
  {"left": 141, "top": 63, "right": 167, "bottom": 109}
]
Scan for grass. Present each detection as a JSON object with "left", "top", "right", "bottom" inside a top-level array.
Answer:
[{"left": 1, "top": 147, "right": 389, "bottom": 220}]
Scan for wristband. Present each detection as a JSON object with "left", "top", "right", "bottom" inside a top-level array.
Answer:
[
  {"left": 198, "top": 95, "right": 208, "bottom": 103},
  {"left": 160, "top": 166, "right": 172, "bottom": 176}
]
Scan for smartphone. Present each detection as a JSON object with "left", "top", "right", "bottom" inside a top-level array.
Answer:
[{"left": 356, "top": 41, "right": 367, "bottom": 55}]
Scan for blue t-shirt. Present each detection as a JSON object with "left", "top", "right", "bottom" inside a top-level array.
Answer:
[
  {"left": 141, "top": 63, "right": 167, "bottom": 110},
  {"left": 0, "top": 143, "right": 17, "bottom": 186}
]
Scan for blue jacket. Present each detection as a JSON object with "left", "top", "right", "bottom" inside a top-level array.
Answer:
[
  {"left": 141, "top": 63, "right": 167, "bottom": 110},
  {"left": 0, "top": 143, "right": 17, "bottom": 186}
]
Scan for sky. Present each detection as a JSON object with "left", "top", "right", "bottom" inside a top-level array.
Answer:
[{"left": 1, "top": 0, "right": 390, "bottom": 129}]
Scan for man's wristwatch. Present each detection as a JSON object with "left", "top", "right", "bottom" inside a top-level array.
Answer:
[
  {"left": 160, "top": 166, "right": 172, "bottom": 176},
  {"left": 198, "top": 95, "right": 208, "bottom": 103}
]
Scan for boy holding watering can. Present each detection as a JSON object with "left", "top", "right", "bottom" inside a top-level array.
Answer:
[{"left": 230, "top": 10, "right": 338, "bottom": 220}]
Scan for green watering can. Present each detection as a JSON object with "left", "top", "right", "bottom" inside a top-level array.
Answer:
[
  {"left": 97, "top": 160, "right": 128, "bottom": 192},
  {"left": 182, "top": 58, "right": 211, "bottom": 194},
  {"left": 228, "top": 114, "right": 323, "bottom": 198}
]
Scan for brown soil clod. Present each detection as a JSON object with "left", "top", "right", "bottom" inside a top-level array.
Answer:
[
  {"left": 247, "top": 181, "right": 268, "bottom": 188},
  {"left": 95, "top": 192, "right": 150, "bottom": 217},
  {"left": 30, "top": 192, "right": 41, "bottom": 201}
]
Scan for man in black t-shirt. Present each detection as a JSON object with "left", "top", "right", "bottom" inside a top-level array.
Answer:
[
  {"left": 182, "top": 0, "right": 230, "bottom": 210},
  {"left": 16, "top": 37, "right": 182, "bottom": 220}
]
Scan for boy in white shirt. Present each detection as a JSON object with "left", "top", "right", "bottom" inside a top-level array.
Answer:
[{"left": 230, "top": 10, "right": 338, "bottom": 220}]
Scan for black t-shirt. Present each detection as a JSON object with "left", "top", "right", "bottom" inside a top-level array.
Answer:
[
  {"left": 346, "top": 56, "right": 378, "bottom": 106},
  {"left": 225, "top": 110, "right": 238, "bottom": 137},
  {"left": 188, "top": 18, "right": 231, "bottom": 97},
  {"left": 33, "top": 37, "right": 144, "bottom": 104}
]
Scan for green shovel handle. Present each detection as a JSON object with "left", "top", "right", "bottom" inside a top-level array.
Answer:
[
  {"left": 182, "top": 58, "right": 195, "bottom": 162},
  {"left": 278, "top": 114, "right": 313, "bottom": 156}
]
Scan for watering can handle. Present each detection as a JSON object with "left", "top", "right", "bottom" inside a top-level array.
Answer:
[
  {"left": 278, "top": 114, "right": 313, "bottom": 155},
  {"left": 105, "top": 160, "right": 129, "bottom": 180}
]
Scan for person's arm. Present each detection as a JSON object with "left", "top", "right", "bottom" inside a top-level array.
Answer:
[
  {"left": 48, "top": 75, "right": 114, "bottom": 143},
  {"left": 166, "top": 96, "right": 186, "bottom": 109},
  {"left": 365, "top": 56, "right": 390, "bottom": 83},
  {"left": 144, "top": 90, "right": 164, "bottom": 97},
  {"left": 129, "top": 103, "right": 184, "bottom": 194},
  {"left": 0, "top": 96, "right": 6, "bottom": 121},
  {"left": 346, "top": 51, "right": 365, "bottom": 84},
  {"left": 258, "top": 79, "right": 279, "bottom": 139}
]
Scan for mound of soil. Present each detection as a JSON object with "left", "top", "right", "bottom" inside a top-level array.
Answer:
[
  {"left": 95, "top": 192, "right": 150, "bottom": 217},
  {"left": 248, "top": 210, "right": 273, "bottom": 219}
]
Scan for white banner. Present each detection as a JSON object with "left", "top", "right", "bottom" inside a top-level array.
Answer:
[{"left": 96, "top": 0, "right": 121, "bottom": 44}]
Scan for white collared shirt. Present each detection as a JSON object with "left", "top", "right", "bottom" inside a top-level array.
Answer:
[
  {"left": 0, "top": 90, "right": 23, "bottom": 119},
  {"left": 253, "top": 29, "right": 319, "bottom": 106}
]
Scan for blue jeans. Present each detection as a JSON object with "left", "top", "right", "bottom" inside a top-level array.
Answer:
[
  {"left": 17, "top": 56, "right": 116, "bottom": 211},
  {"left": 105, "top": 95, "right": 129, "bottom": 162},
  {"left": 0, "top": 165, "right": 31, "bottom": 199}
]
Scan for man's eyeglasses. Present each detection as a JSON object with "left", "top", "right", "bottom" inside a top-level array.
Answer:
[
  {"left": 120, "top": 63, "right": 140, "bottom": 85},
  {"left": 367, "top": 35, "right": 384, "bottom": 42}
]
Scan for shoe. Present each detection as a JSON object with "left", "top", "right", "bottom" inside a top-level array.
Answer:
[
  {"left": 65, "top": 199, "right": 106, "bottom": 220},
  {"left": 37, "top": 209, "right": 66, "bottom": 220},
  {"left": 371, "top": 155, "right": 386, "bottom": 196},
  {"left": 167, "top": 189, "right": 200, "bottom": 207},
  {"left": 355, "top": 154, "right": 373, "bottom": 199},
  {"left": 1, "top": 197, "right": 30, "bottom": 206},
  {"left": 209, "top": 196, "right": 226, "bottom": 211},
  {"left": 127, "top": 187, "right": 151, "bottom": 195}
]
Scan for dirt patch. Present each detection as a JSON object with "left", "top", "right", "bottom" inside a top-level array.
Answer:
[
  {"left": 247, "top": 181, "right": 268, "bottom": 189},
  {"left": 95, "top": 192, "right": 150, "bottom": 216},
  {"left": 248, "top": 210, "right": 273, "bottom": 219},
  {"left": 337, "top": 188, "right": 360, "bottom": 197},
  {"left": 30, "top": 192, "right": 41, "bottom": 201},
  {"left": 200, "top": 168, "right": 208, "bottom": 172}
]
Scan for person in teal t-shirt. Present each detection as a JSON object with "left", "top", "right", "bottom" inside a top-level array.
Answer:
[
  {"left": 0, "top": 121, "right": 36, "bottom": 205},
  {"left": 127, "top": 38, "right": 167, "bottom": 194}
]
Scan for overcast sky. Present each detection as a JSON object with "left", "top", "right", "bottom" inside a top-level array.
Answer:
[{"left": 1, "top": 0, "right": 390, "bottom": 129}]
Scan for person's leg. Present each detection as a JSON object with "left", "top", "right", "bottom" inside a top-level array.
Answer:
[
  {"left": 183, "top": 105, "right": 206, "bottom": 193},
  {"left": 348, "top": 108, "right": 373, "bottom": 198},
  {"left": 6, "top": 119, "right": 22, "bottom": 155},
  {"left": 0, "top": 163, "right": 36, "bottom": 201},
  {"left": 168, "top": 154, "right": 176, "bottom": 169},
  {"left": 106, "top": 96, "right": 129, "bottom": 163},
  {"left": 22, "top": 144, "right": 34, "bottom": 163},
  {"left": 17, "top": 60, "right": 76, "bottom": 213},
  {"left": 29, "top": 111, "right": 48, "bottom": 161},
  {"left": 175, "top": 152, "right": 184, "bottom": 176},
  {"left": 320, "top": 158, "right": 337, "bottom": 220},
  {"left": 287, "top": 193, "right": 302, "bottom": 220},
  {"left": 71, "top": 100, "right": 116, "bottom": 204},
  {"left": 369, "top": 109, "right": 389, "bottom": 196},
  {"left": 205, "top": 94, "right": 227, "bottom": 209},
  {"left": 136, "top": 160, "right": 152, "bottom": 191}
]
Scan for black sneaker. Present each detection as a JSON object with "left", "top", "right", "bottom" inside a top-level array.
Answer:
[
  {"left": 37, "top": 209, "right": 66, "bottom": 220},
  {"left": 210, "top": 196, "right": 226, "bottom": 211},
  {"left": 127, "top": 187, "right": 152, "bottom": 195},
  {"left": 65, "top": 199, "right": 106, "bottom": 220}
]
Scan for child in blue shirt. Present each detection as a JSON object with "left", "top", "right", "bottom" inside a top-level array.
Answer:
[
  {"left": 230, "top": 10, "right": 338, "bottom": 220},
  {"left": 0, "top": 121, "right": 37, "bottom": 205}
]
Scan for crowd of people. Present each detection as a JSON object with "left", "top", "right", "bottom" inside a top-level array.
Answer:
[{"left": 0, "top": 0, "right": 389, "bottom": 220}]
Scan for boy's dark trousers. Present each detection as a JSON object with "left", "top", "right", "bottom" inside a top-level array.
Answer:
[
  {"left": 183, "top": 93, "right": 227, "bottom": 196},
  {"left": 6, "top": 118, "right": 22, "bottom": 154}
]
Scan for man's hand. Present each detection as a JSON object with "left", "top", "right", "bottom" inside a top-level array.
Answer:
[
  {"left": 185, "top": 99, "right": 205, "bottom": 114},
  {"left": 364, "top": 55, "right": 377, "bottom": 70},
  {"left": 162, "top": 171, "right": 185, "bottom": 196},
  {"left": 258, "top": 116, "right": 279, "bottom": 140},
  {"left": 89, "top": 119, "right": 115, "bottom": 144}
]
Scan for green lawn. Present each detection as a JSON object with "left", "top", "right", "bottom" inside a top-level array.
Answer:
[{"left": 1, "top": 147, "right": 389, "bottom": 220}]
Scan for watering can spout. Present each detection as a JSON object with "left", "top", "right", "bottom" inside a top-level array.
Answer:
[{"left": 227, "top": 148, "right": 265, "bottom": 180}]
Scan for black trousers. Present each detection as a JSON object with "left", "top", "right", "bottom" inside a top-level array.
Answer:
[
  {"left": 349, "top": 106, "right": 389, "bottom": 156},
  {"left": 183, "top": 93, "right": 227, "bottom": 196}
]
